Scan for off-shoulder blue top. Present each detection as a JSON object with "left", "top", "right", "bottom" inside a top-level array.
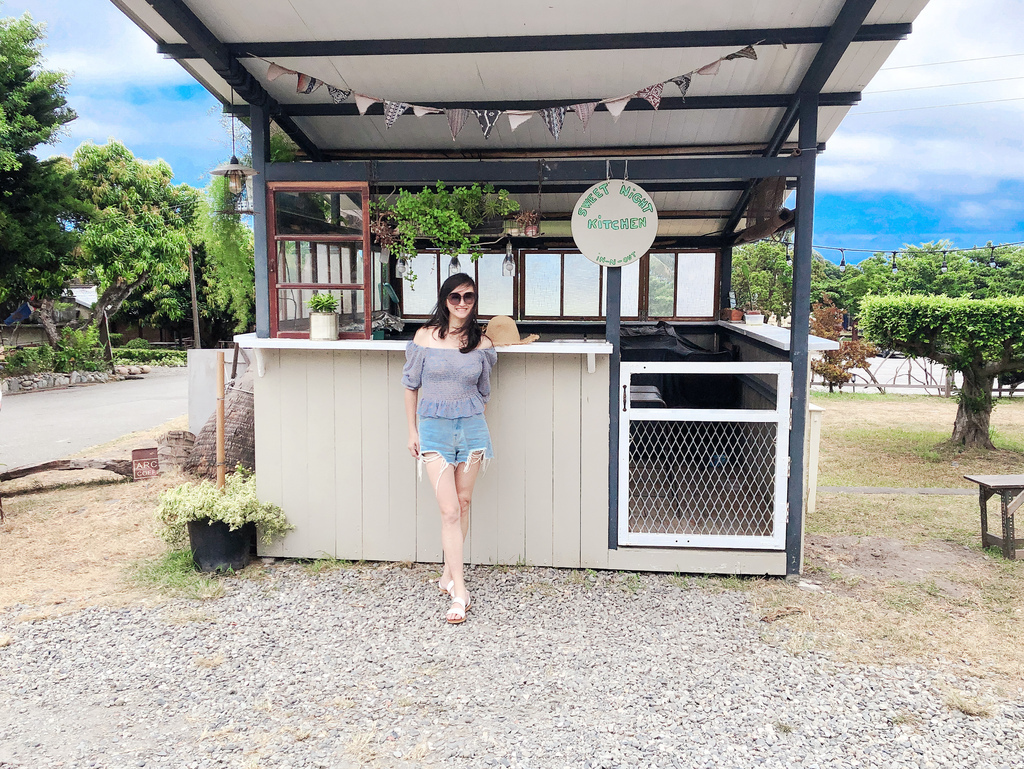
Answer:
[{"left": 402, "top": 341, "right": 498, "bottom": 418}]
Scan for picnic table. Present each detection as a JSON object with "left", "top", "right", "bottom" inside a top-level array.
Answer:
[{"left": 964, "top": 474, "right": 1024, "bottom": 560}]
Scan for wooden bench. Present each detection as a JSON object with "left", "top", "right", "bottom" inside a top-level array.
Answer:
[{"left": 964, "top": 474, "right": 1024, "bottom": 560}]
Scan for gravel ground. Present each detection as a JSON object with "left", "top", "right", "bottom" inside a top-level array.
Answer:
[{"left": 1, "top": 563, "right": 1022, "bottom": 769}]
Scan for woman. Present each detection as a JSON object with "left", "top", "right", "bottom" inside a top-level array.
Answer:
[{"left": 402, "top": 273, "right": 496, "bottom": 624}]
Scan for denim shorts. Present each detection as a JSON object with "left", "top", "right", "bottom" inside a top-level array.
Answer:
[{"left": 418, "top": 414, "right": 494, "bottom": 466}]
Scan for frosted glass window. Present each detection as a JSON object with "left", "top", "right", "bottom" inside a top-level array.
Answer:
[
  {"left": 476, "top": 253, "right": 513, "bottom": 317},
  {"left": 563, "top": 253, "right": 600, "bottom": 316},
  {"left": 402, "top": 253, "right": 440, "bottom": 315},
  {"left": 525, "top": 253, "right": 561, "bottom": 316},
  {"left": 601, "top": 262, "right": 641, "bottom": 318},
  {"left": 648, "top": 253, "right": 676, "bottom": 317},
  {"left": 676, "top": 252, "right": 716, "bottom": 317}
]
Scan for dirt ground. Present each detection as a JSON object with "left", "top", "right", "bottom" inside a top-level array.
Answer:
[{"left": 2, "top": 398, "right": 1023, "bottom": 689}]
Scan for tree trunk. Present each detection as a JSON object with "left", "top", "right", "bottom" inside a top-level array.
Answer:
[
  {"left": 36, "top": 299, "right": 61, "bottom": 347},
  {"left": 951, "top": 367, "right": 996, "bottom": 449}
]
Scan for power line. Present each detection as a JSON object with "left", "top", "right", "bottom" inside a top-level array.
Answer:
[
  {"left": 810, "top": 240, "right": 1024, "bottom": 257},
  {"left": 865, "top": 75, "right": 1024, "bottom": 94},
  {"left": 880, "top": 52, "right": 1024, "bottom": 70},
  {"left": 847, "top": 96, "right": 1024, "bottom": 115}
]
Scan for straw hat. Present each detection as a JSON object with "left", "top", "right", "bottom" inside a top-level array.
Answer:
[{"left": 485, "top": 316, "right": 539, "bottom": 346}]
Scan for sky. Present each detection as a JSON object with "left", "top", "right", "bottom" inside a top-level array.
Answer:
[{"left": 8, "top": 0, "right": 1024, "bottom": 264}]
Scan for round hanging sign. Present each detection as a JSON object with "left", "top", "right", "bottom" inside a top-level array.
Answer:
[{"left": 571, "top": 179, "right": 658, "bottom": 267}]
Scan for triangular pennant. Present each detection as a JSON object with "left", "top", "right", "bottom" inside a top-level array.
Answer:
[
  {"left": 474, "top": 109, "right": 502, "bottom": 139},
  {"left": 724, "top": 45, "right": 758, "bottom": 61},
  {"left": 571, "top": 102, "right": 597, "bottom": 130},
  {"left": 354, "top": 94, "right": 381, "bottom": 115},
  {"left": 327, "top": 85, "right": 351, "bottom": 104},
  {"left": 412, "top": 105, "right": 442, "bottom": 117},
  {"left": 540, "top": 106, "right": 566, "bottom": 140},
  {"left": 446, "top": 108, "right": 469, "bottom": 140},
  {"left": 668, "top": 74, "right": 692, "bottom": 98},
  {"left": 697, "top": 59, "right": 722, "bottom": 76},
  {"left": 296, "top": 73, "right": 323, "bottom": 94},
  {"left": 635, "top": 82, "right": 664, "bottom": 110},
  {"left": 506, "top": 110, "right": 536, "bottom": 131},
  {"left": 603, "top": 95, "right": 631, "bottom": 120},
  {"left": 267, "top": 63, "right": 296, "bottom": 82},
  {"left": 384, "top": 101, "right": 410, "bottom": 129}
]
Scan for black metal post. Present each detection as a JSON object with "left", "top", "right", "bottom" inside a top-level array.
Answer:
[
  {"left": 251, "top": 103, "right": 271, "bottom": 338},
  {"left": 719, "top": 244, "right": 733, "bottom": 316},
  {"left": 785, "top": 94, "right": 817, "bottom": 575},
  {"left": 606, "top": 266, "right": 622, "bottom": 550}
]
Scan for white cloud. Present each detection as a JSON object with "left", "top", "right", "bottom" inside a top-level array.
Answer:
[{"left": 819, "top": 0, "right": 1024, "bottom": 197}]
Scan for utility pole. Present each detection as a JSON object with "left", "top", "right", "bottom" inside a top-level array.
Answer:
[{"left": 188, "top": 246, "right": 202, "bottom": 349}]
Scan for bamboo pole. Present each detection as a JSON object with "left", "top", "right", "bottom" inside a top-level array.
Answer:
[{"left": 216, "top": 351, "right": 226, "bottom": 490}]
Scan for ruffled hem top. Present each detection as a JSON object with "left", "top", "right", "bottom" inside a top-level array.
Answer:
[{"left": 402, "top": 341, "right": 498, "bottom": 418}]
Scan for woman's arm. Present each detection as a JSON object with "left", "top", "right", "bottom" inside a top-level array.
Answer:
[{"left": 404, "top": 387, "right": 420, "bottom": 458}]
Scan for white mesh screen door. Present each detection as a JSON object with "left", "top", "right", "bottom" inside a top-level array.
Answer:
[{"left": 618, "top": 362, "right": 792, "bottom": 549}]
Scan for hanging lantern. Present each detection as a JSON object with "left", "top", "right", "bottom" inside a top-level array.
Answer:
[
  {"left": 940, "top": 252, "right": 948, "bottom": 274},
  {"left": 988, "top": 247, "right": 997, "bottom": 269},
  {"left": 210, "top": 90, "right": 258, "bottom": 201},
  {"left": 448, "top": 255, "right": 462, "bottom": 276},
  {"left": 838, "top": 249, "right": 846, "bottom": 274},
  {"left": 502, "top": 241, "right": 515, "bottom": 277},
  {"left": 395, "top": 260, "right": 407, "bottom": 279},
  {"left": 891, "top": 251, "right": 898, "bottom": 275},
  {"left": 785, "top": 243, "right": 792, "bottom": 268}
]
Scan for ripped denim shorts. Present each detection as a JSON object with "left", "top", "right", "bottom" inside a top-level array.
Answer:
[{"left": 417, "top": 414, "right": 494, "bottom": 467}]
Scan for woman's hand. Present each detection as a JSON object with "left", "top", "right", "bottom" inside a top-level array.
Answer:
[{"left": 407, "top": 433, "right": 420, "bottom": 459}]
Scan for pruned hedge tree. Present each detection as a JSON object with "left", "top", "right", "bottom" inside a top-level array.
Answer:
[{"left": 860, "top": 295, "right": 1024, "bottom": 449}]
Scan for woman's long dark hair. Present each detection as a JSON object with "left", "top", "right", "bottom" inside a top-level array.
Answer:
[{"left": 424, "top": 272, "right": 482, "bottom": 353}]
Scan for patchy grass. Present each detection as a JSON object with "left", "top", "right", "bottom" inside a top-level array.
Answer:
[
  {"left": 812, "top": 393, "right": 1024, "bottom": 488},
  {"left": 127, "top": 549, "right": 225, "bottom": 600},
  {"left": 809, "top": 493, "right": 977, "bottom": 546}
]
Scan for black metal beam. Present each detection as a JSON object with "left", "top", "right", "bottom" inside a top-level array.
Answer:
[
  {"left": 142, "top": 0, "right": 324, "bottom": 161},
  {"left": 226, "top": 92, "right": 859, "bottom": 118},
  {"left": 724, "top": 0, "right": 880, "bottom": 237},
  {"left": 264, "top": 155, "right": 803, "bottom": 185},
  {"left": 379, "top": 180, "right": 796, "bottom": 194},
  {"left": 158, "top": 24, "right": 910, "bottom": 59},
  {"left": 251, "top": 103, "right": 271, "bottom": 338}
]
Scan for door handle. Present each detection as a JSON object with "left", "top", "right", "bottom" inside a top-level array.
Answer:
[{"left": 622, "top": 384, "right": 628, "bottom": 412}]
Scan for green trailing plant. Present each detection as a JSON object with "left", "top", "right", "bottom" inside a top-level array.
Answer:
[
  {"left": 156, "top": 467, "right": 294, "bottom": 547},
  {"left": 370, "top": 182, "right": 519, "bottom": 263},
  {"left": 860, "top": 294, "right": 1024, "bottom": 449},
  {"left": 306, "top": 292, "right": 339, "bottom": 313}
]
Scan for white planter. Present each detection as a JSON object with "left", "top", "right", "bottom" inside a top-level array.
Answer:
[
  {"left": 743, "top": 312, "right": 764, "bottom": 326},
  {"left": 309, "top": 311, "right": 339, "bottom": 341}
]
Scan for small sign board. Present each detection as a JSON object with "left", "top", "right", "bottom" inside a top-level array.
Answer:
[
  {"left": 571, "top": 179, "right": 659, "bottom": 267},
  {"left": 132, "top": 447, "right": 159, "bottom": 480}
]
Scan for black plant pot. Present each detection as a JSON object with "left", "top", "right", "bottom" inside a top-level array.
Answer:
[{"left": 187, "top": 519, "right": 255, "bottom": 573}]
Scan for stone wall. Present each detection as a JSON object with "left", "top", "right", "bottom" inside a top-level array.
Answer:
[{"left": 1, "top": 370, "right": 121, "bottom": 395}]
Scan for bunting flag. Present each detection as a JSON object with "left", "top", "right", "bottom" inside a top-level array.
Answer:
[
  {"left": 384, "top": 101, "right": 410, "bottom": 129},
  {"left": 571, "top": 101, "right": 597, "bottom": 130},
  {"left": 540, "top": 106, "right": 566, "bottom": 140},
  {"left": 697, "top": 59, "right": 722, "bottom": 76},
  {"left": 635, "top": 82, "right": 664, "bottom": 110},
  {"left": 603, "top": 95, "right": 631, "bottom": 120},
  {"left": 327, "top": 85, "right": 351, "bottom": 104},
  {"left": 724, "top": 45, "right": 758, "bottom": 61},
  {"left": 475, "top": 109, "right": 502, "bottom": 139},
  {"left": 506, "top": 110, "right": 536, "bottom": 131},
  {"left": 412, "top": 105, "right": 442, "bottom": 117},
  {"left": 446, "top": 108, "right": 469, "bottom": 140},
  {"left": 668, "top": 74, "right": 691, "bottom": 98},
  {"left": 354, "top": 94, "right": 381, "bottom": 115},
  {"left": 267, "top": 63, "right": 296, "bottom": 82},
  {"left": 296, "top": 73, "right": 323, "bottom": 94}
]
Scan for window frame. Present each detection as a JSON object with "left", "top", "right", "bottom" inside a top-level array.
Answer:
[{"left": 267, "top": 181, "right": 372, "bottom": 339}]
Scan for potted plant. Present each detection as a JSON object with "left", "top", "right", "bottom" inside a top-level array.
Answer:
[
  {"left": 157, "top": 468, "right": 294, "bottom": 572},
  {"left": 720, "top": 307, "right": 744, "bottom": 322},
  {"left": 743, "top": 303, "right": 765, "bottom": 325},
  {"left": 307, "top": 292, "right": 339, "bottom": 340},
  {"left": 516, "top": 209, "right": 540, "bottom": 237}
]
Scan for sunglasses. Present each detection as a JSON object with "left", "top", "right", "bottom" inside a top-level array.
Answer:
[{"left": 447, "top": 291, "right": 476, "bottom": 306}]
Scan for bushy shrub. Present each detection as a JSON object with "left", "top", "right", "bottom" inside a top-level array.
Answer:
[
  {"left": 113, "top": 348, "right": 187, "bottom": 366},
  {"left": 2, "top": 344, "right": 55, "bottom": 376},
  {"left": 123, "top": 337, "right": 152, "bottom": 349},
  {"left": 53, "top": 327, "right": 105, "bottom": 372}
]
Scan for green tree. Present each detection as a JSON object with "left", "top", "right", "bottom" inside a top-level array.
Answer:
[
  {"left": 860, "top": 295, "right": 1024, "bottom": 449},
  {"left": 731, "top": 239, "right": 792, "bottom": 323},
  {"left": 0, "top": 14, "right": 90, "bottom": 337},
  {"left": 73, "top": 141, "right": 201, "bottom": 354},
  {"left": 201, "top": 175, "right": 255, "bottom": 331}
]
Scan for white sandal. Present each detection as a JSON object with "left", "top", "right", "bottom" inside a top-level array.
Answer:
[
  {"left": 439, "top": 578, "right": 454, "bottom": 597},
  {"left": 446, "top": 595, "right": 470, "bottom": 624}
]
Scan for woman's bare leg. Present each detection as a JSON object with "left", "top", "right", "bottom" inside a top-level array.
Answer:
[
  {"left": 438, "top": 455, "right": 482, "bottom": 588},
  {"left": 426, "top": 456, "right": 468, "bottom": 616}
]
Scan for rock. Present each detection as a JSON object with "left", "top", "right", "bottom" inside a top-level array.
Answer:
[{"left": 140, "top": 366, "right": 151, "bottom": 374}]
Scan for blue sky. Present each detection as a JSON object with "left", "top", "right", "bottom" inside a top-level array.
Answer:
[{"left": 10, "top": 0, "right": 1023, "bottom": 263}]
